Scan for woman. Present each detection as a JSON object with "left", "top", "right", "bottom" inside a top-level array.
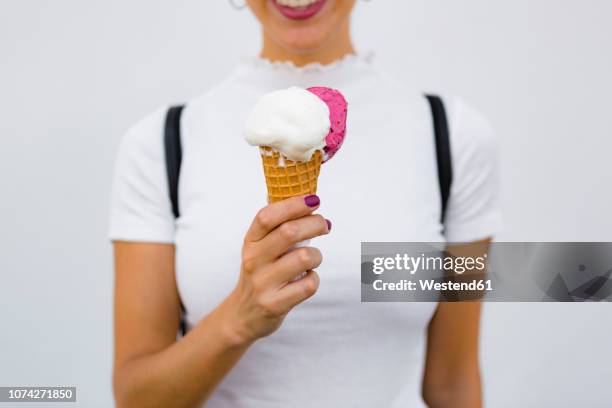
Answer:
[{"left": 110, "top": 0, "right": 500, "bottom": 407}]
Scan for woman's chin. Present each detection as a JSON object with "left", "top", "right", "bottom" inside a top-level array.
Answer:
[
  {"left": 276, "top": 29, "right": 329, "bottom": 53},
  {"left": 270, "top": 25, "right": 330, "bottom": 54}
]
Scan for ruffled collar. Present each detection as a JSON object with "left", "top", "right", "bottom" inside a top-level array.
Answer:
[
  {"left": 231, "top": 52, "right": 379, "bottom": 91},
  {"left": 242, "top": 52, "right": 375, "bottom": 75}
]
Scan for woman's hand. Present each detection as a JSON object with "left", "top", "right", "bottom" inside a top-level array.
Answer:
[{"left": 221, "top": 194, "right": 330, "bottom": 345}]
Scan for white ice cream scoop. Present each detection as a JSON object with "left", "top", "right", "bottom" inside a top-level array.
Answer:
[{"left": 244, "top": 86, "right": 331, "bottom": 162}]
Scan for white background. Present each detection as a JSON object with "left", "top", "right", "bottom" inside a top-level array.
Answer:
[{"left": 1, "top": 1, "right": 611, "bottom": 407}]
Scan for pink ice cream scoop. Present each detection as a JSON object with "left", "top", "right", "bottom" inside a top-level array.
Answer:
[{"left": 307, "top": 86, "right": 347, "bottom": 162}]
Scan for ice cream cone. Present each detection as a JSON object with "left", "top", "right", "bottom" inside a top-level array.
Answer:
[{"left": 260, "top": 146, "right": 323, "bottom": 203}]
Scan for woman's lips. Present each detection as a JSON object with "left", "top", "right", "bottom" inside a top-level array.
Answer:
[{"left": 272, "top": 0, "right": 327, "bottom": 20}]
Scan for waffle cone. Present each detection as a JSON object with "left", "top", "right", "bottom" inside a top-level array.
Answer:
[{"left": 260, "top": 147, "right": 322, "bottom": 203}]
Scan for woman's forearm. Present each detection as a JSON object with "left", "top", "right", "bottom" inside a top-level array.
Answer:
[
  {"left": 423, "top": 374, "right": 482, "bottom": 408},
  {"left": 114, "top": 299, "right": 252, "bottom": 408}
]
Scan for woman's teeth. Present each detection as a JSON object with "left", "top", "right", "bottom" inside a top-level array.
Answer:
[{"left": 275, "top": 0, "right": 319, "bottom": 8}]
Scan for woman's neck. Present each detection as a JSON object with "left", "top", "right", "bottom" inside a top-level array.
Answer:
[{"left": 260, "top": 21, "right": 355, "bottom": 67}]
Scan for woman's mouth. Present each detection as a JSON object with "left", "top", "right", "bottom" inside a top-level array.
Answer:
[{"left": 272, "top": 0, "right": 327, "bottom": 20}]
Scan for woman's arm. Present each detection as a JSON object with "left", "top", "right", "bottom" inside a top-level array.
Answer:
[
  {"left": 113, "top": 195, "right": 330, "bottom": 408},
  {"left": 113, "top": 242, "right": 250, "bottom": 408},
  {"left": 421, "top": 239, "right": 490, "bottom": 408}
]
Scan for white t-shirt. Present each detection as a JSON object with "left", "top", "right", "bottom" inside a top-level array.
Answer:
[{"left": 109, "top": 54, "right": 500, "bottom": 408}]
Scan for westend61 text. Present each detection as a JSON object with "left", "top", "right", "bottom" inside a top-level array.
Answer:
[{"left": 372, "top": 279, "right": 493, "bottom": 292}]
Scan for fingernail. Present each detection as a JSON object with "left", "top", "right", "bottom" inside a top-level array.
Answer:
[
  {"left": 304, "top": 195, "right": 320, "bottom": 207},
  {"left": 326, "top": 219, "right": 332, "bottom": 232}
]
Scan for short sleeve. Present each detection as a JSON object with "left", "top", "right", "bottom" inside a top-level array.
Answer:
[
  {"left": 443, "top": 98, "right": 502, "bottom": 242},
  {"left": 108, "top": 107, "right": 176, "bottom": 243}
]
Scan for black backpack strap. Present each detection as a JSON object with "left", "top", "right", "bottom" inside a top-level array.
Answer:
[
  {"left": 425, "top": 95, "right": 453, "bottom": 227},
  {"left": 163, "top": 105, "right": 187, "bottom": 336},
  {"left": 164, "top": 105, "right": 185, "bottom": 218}
]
